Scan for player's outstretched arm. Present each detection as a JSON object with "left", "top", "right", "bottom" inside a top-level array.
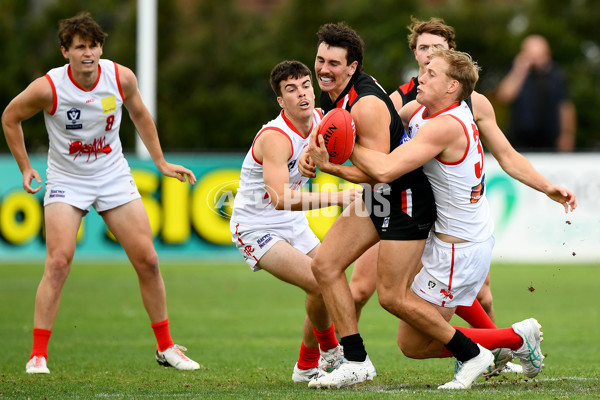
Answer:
[
  {"left": 473, "top": 92, "right": 576, "bottom": 213},
  {"left": 351, "top": 117, "right": 450, "bottom": 182}
]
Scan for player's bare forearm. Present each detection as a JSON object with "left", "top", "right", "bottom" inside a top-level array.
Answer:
[
  {"left": 321, "top": 162, "right": 375, "bottom": 185},
  {"left": 350, "top": 144, "right": 391, "bottom": 183},
  {"left": 280, "top": 187, "right": 362, "bottom": 211},
  {"left": 132, "top": 115, "right": 166, "bottom": 166},
  {"left": 496, "top": 151, "right": 549, "bottom": 192},
  {"left": 495, "top": 150, "right": 577, "bottom": 213},
  {"left": 310, "top": 133, "right": 376, "bottom": 184}
]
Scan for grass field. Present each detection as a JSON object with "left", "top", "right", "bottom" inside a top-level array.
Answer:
[{"left": 0, "top": 260, "right": 598, "bottom": 399}]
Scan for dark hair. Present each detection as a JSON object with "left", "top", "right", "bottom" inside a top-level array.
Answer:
[
  {"left": 270, "top": 60, "right": 312, "bottom": 96},
  {"left": 317, "top": 22, "right": 364, "bottom": 72},
  {"left": 407, "top": 16, "right": 456, "bottom": 51},
  {"left": 58, "top": 12, "right": 108, "bottom": 49}
]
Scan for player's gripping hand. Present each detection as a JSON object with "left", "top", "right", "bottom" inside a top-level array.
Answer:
[
  {"left": 308, "top": 129, "right": 332, "bottom": 172},
  {"left": 338, "top": 186, "right": 364, "bottom": 208},
  {"left": 298, "top": 150, "right": 316, "bottom": 178}
]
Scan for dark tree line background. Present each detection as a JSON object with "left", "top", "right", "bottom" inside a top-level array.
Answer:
[{"left": 1, "top": 0, "right": 599, "bottom": 153}]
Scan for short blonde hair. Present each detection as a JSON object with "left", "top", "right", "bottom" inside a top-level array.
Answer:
[{"left": 430, "top": 49, "right": 480, "bottom": 101}]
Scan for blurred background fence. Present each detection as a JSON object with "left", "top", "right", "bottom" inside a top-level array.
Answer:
[{"left": 0, "top": 153, "right": 597, "bottom": 263}]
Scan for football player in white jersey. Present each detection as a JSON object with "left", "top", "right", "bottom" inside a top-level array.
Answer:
[
  {"left": 2, "top": 13, "right": 199, "bottom": 374},
  {"left": 344, "top": 49, "right": 577, "bottom": 389},
  {"left": 230, "top": 60, "right": 361, "bottom": 382},
  {"left": 351, "top": 17, "right": 576, "bottom": 377}
]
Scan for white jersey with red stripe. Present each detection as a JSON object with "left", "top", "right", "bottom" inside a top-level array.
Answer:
[
  {"left": 407, "top": 101, "right": 494, "bottom": 242},
  {"left": 44, "top": 59, "right": 128, "bottom": 177},
  {"left": 231, "top": 109, "right": 323, "bottom": 225}
]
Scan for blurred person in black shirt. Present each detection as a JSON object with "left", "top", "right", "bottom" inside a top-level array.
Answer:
[{"left": 496, "top": 34, "right": 576, "bottom": 152}]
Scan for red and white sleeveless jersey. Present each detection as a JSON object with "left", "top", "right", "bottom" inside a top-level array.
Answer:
[
  {"left": 44, "top": 59, "right": 127, "bottom": 177},
  {"left": 232, "top": 109, "right": 323, "bottom": 225},
  {"left": 407, "top": 101, "right": 494, "bottom": 242}
]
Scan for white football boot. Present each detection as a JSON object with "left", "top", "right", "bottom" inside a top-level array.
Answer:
[
  {"left": 292, "top": 363, "right": 327, "bottom": 382},
  {"left": 26, "top": 356, "right": 50, "bottom": 374},
  {"left": 155, "top": 344, "right": 200, "bottom": 370},
  {"left": 512, "top": 318, "right": 544, "bottom": 378},
  {"left": 308, "top": 355, "right": 376, "bottom": 389},
  {"left": 438, "top": 344, "right": 494, "bottom": 389}
]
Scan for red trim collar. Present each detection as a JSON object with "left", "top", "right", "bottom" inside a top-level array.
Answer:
[
  {"left": 281, "top": 110, "right": 313, "bottom": 139},
  {"left": 423, "top": 102, "right": 461, "bottom": 119},
  {"left": 67, "top": 64, "right": 101, "bottom": 92}
]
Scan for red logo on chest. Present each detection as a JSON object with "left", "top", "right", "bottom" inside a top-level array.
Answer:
[{"left": 69, "top": 136, "right": 112, "bottom": 161}]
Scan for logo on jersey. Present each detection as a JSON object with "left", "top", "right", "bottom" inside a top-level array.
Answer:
[
  {"left": 69, "top": 136, "right": 112, "bottom": 161},
  {"left": 287, "top": 159, "right": 297, "bottom": 171},
  {"left": 65, "top": 107, "right": 82, "bottom": 129},
  {"left": 470, "top": 175, "right": 486, "bottom": 204},
  {"left": 257, "top": 233, "right": 272, "bottom": 248},
  {"left": 427, "top": 280, "right": 436, "bottom": 290},
  {"left": 101, "top": 95, "right": 117, "bottom": 114}
]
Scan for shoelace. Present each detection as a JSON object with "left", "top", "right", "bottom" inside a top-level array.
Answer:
[{"left": 173, "top": 345, "right": 191, "bottom": 361}]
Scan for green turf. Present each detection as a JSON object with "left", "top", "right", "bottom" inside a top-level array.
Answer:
[{"left": 0, "top": 261, "right": 598, "bottom": 399}]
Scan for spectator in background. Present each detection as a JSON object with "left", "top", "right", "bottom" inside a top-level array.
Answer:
[{"left": 495, "top": 34, "right": 576, "bottom": 151}]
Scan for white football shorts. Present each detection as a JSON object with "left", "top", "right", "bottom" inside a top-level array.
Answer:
[
  {"left": 412, "top": 233, "right": 495, "bottom": 307},
  {"left": 230, "top": 216, "right": 319, "bottom": 271},
  {"left": 44, "top": 167, "right": 141, "bottom": 213}
]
